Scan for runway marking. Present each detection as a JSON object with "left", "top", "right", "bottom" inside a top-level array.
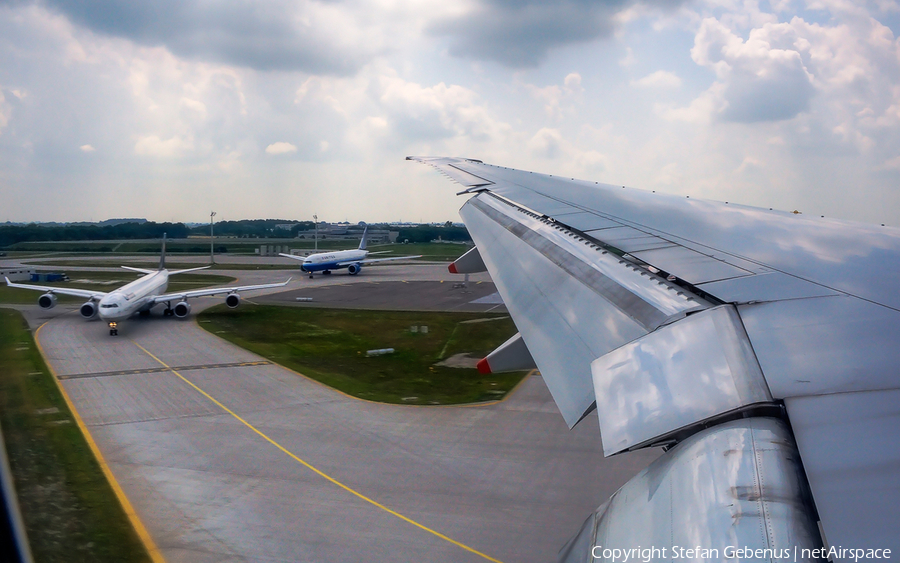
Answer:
[
  {"left": 34, "top": 324, "right": 166, "bottom": 563},
  {"left": 132, "top": 341, "right": 506, "bottom": 563},
  {"left": 57, "top": 361, "right": 272, "bottom": 380}
]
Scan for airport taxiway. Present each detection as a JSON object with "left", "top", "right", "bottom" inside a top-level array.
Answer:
[{"left": 30, "top": 263, "right": 661, "bottom": 562}]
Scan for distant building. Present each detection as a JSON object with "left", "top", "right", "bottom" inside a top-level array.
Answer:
[{"left": 0, "top": 268, "right": 35, "bottom": 282}]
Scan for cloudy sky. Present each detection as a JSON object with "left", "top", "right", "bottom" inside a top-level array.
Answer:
[{"left": 1, "top": 0, "right": 899, "bottom": 225}]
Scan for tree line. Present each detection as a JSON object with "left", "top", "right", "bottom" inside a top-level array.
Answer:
[{"left": 1, "top": 220, "right": 470, "bottom": 248}]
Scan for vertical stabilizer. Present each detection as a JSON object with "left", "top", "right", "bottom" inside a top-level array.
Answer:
[
  {"left": 159, "top": 233, "right": 167, "bottom": 270},
  {"left": 358, "top": 226, "right": 368, "bottom": 250}
]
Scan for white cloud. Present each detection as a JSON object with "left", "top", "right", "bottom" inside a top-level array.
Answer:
[
  {"left": 377, "top": 74, "right": 511, "bottom": 143},
  {"left": 0, "top": 90, "right": 8, "bottom": 134},
  {"left": 564, "top": 73, "right": 584, "bottom": 92},
  {"left": 690, "top": 17, "right": 815, "bottom": 122},
  {"left": 134, "top": 135, "right": 194, "bottom": 157},
  {"left": 1, "top": 0, "right": 899, "bottom": 226},
  {"left": 631, "top": 70, "right": 683, "bottom": 88},
  {"left": 265, "top": 142, "right": 298, "bottom": 155},
  {"left": 529, "top": 127, "right": 564, "bottom": 158},
  {"left": 79, "top": 144, "right": 95, "bottom": 152},
  {"left": 180, "top": 97, "right": 207, "bottom": 116}
]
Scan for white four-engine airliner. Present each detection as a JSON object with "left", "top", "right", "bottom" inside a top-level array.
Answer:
[
  {"left": 4, "top": 234, "right": 290, "bottom": 335},
  {"left": 279, "top": 226, "right": 420, "bottom": 278}
]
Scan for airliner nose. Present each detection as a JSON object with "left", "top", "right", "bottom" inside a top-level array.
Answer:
[{"left": 98, "top": 295, "right": 125, "bottom": 320}]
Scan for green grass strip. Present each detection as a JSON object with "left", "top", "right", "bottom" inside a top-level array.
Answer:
[
  {"left": 0, "top": 309, "right": 152, "bottom": 562},
  {"left": 199, "top": 304, "right": 526, "bottom": 405}
]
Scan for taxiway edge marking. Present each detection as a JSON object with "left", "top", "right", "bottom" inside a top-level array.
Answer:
[
  {"left": 132, "top": 341, "right": 506, "bottom": 563},
  {"left": 34, "top": 323, "right": 166, "bottom": 563}
]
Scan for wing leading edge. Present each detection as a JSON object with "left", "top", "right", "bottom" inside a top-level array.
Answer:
[{"left": 411, "top": 156, "right": 900, "bottom": 560}]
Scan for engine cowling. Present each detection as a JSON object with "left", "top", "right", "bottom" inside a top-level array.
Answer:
[
  {"left": 225, "top": 293, "right": 241, "bottom": 308},
  {"left": 347, "top": 263, "right": 361, "bottom": 275},
  {"left": 173, "top": 301, "right": 191, "bottom": 318},
  {"left": 80, "top": 301, "right": 98, "bottom": 319},
  {"left": 38, "top": 293, "right": 57, "bottom": 309}
]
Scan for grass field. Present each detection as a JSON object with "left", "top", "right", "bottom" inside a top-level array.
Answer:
[
  {"left": 0, "top": 271, "right": 235, "bottom": 304},
  {"left": 198, "top": 305, "right": 526, "bottom": 405},
  {"left": 0, "top": 308, "right": 151, "bottom": 562}
]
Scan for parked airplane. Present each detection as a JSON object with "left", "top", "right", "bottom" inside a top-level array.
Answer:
[
  {"left": 279, "top": 226, "right": 420, "bottom": 278},
  {"left": 410, "top": 156, "right": 900, "bottom": 562},
  {"left": 4, "top": 234, "right": 290, "bottom": 335}
]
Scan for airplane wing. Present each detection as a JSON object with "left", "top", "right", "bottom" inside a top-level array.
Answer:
[
  {"left": 335, "top": 255, "right": 421, "bottom": 266},
  {"left": 4, "top": 277, "right": 107, "bottom": 300},
  {"left": 151, "top": 278, "right": 292, "bottom": 304},
  {"left": 409, "top": 156, "right": 900, "bottom": 560}
]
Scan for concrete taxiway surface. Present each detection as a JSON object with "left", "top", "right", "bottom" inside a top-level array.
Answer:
[{"left": 29, "top": 264, "right": 661, "bottom": 562}]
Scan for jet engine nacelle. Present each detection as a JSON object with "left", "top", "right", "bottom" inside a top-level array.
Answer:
[
  {"left": 38, "top": 293, "right": 57, "bottom": 309},
  {"left": 80, "top": 301, "right": 98, "bottom": 319},
  {"left": 225, "top": 293, "right": 241, "bottom": 308},
  {"left": 347, "top": 263, "right": 362, "bottom": 275},
  {"left": 173, "top": 301, "right": 191, "bottom": 318}
]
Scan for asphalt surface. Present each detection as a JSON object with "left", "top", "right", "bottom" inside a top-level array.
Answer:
[{"left": 25, "top": 262, "right": 661, "bottom": 563}]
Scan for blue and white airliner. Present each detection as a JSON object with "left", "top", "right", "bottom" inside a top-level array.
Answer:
[
  {"left": 5, "top": 234, "right": 291, "bottom": 335},
  {"left": 279, "top": 226, "right": 420, "bottom": 278}
]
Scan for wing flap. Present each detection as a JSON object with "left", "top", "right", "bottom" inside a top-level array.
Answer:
[
  {"left": 592, "top": 305, "right": 772, "bottom": 455},
  {"left": 460, "top": 193, "right": 709, "bottom": 427}
]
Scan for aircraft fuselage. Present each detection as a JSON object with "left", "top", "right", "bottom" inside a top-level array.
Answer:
[
  {"left": 300, "top": 249, "right": 367, "bottom": 273},
  {"left": 98, "top": 270, "right": 169, "bottom": 322}
]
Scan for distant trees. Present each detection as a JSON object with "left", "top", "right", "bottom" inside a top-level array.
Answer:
[
  {"left": 0, "top": 222, "right": 189, "bottom": 248},
  {"left": 0, "top": 219, "right": 471, "bottom": 248},
  {"left": 187, "top": 219, "right": 318, "bottom": 238},
  {"left": 396, "top": 224, "right": 471, "bottom": 243}
]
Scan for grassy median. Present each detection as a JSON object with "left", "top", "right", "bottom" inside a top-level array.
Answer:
[
  {"left": 0, "top": 308, "right": 151, "bottom": 562},
  {"left": 199, "top": 304, "right": 527, "bottom": 404}
]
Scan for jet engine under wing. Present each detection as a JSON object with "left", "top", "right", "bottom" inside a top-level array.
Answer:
[{"left": 410, "top": 156, "right": 900, "bottom": 559}]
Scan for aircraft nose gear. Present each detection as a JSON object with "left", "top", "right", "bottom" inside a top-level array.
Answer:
[{"left": 108, "top": 321, "right": 118, "bottom": 336}]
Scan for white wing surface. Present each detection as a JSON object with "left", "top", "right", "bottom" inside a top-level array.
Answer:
[
  {"left": 335, "top": 255, "right": 421, "bottom": 266},
  {"left": 410, "top": 156, "right": 900, "bottom": 560},
  {"left": 4, "top": 277, "right": 107, "bottom": 300},
  {"left": 151, "top": 278, "right": 291, "bottom": 305}
]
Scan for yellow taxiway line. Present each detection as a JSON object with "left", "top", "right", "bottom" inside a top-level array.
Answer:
[
  {"left": 132, "top": 341, "right": 506, "bottom": 563},
  {"left": 34, "top": 323, "right": 165, "bottom": 563}
]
